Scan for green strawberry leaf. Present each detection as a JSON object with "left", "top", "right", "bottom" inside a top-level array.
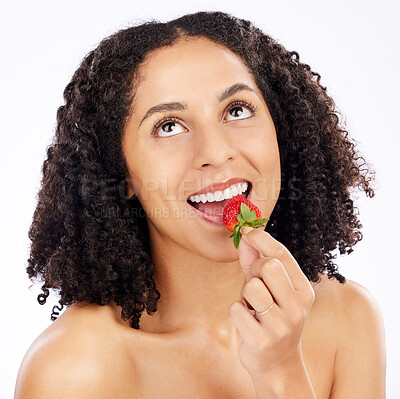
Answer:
[
  {"left": 240, "top": 203, "right": 251, "bottom": 220},
  {"left": 252, "top": 218, "right": 269, "bottom": 227},
  {"left": 237, "top": 213, "right": 245, "bottom": 224},
  {"left": 228, "top": 202, "right": 271, "bottom": 249},
  {"left": 233, "top": 231, "right": 240, "bottom": 249}
]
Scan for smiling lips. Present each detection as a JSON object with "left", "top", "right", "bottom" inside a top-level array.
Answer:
[
  {"left": 187, "top": 181, "right": 251, "bottom": 217},
  {"left": 187, "top": 177, "right": 249, "bottom": 199},
  {"left": 188, "top": 181, "right": 249, "bottom": 204}
]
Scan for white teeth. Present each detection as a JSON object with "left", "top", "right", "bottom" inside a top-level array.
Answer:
[
  {"left": 223, "top": 187, "right": 231, "bottom": 199},
  {"left": 214, "top": 191, "right": 224, "bottom": 201},
  {"left": 223, "top": 188, "right": 233, "bottom": 199},
  {"left": 189, "top": 181, "right": 248, "bottom": 203}
]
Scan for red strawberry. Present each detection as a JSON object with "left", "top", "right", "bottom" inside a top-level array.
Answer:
[{"left": 223, "top": 195, "right": 269, "bottom": 249}]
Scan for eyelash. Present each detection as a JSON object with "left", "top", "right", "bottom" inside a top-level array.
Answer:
[{"left": 151, "top": 99, "right": 259, "bottom": 137}]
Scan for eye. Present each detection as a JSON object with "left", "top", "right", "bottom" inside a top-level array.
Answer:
[
  {"left": 224, "top": 100, "right": 258, "bottom": 122},
  {"left": 151, "top": 99, "right": 259, "bottom": 138},
  {"left": 151, "top": 116, "right": 187, "bottom": 138}
]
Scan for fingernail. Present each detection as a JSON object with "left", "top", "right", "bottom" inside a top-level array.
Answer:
[{"left": 241, "top": 226, "right": 252, "bottom": 235}]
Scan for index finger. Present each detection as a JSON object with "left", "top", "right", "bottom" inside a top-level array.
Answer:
[{"left": 240, "top": 226, "right": 311, "bottom": 293}]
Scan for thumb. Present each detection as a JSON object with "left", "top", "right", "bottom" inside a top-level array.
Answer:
[{"left": 238, "top": 227, "right": 263, "bottom": 282}]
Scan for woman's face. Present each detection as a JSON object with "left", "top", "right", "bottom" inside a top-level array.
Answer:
[{"left": 122, "top": 36, "right": 281, "bottom": 260}]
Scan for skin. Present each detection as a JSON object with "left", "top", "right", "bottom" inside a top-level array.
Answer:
[
  {"left": 14, "top": 37, "right": 386, "bottom": 399},
  {"left": 122, "top": 36, "right": 281, "bottom": 340}
]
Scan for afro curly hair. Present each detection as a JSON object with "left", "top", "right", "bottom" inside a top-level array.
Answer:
[{"left": 27, "top": 11, "right": 376, "bottom": 329}]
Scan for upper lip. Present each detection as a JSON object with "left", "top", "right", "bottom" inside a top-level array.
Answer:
[{"left": 188, "top": 177, "right": 249, "bottom": 198}]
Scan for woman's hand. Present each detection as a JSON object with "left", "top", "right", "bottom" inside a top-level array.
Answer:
[{"left": 228, "top": 226, "right": 316, "bottom": 384}]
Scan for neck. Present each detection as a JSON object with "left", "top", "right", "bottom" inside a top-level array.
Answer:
[{"left": 138, "top": 222, "right": 246, "bottom": 346}]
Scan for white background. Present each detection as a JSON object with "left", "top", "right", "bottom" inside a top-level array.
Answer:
[{"left": 1, "top": 0, "right": 399, "bottom": 397}]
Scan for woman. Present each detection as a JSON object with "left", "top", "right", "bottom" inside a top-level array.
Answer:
[{"left": 15, "top": 11, "right": 385, "bottom": 399}]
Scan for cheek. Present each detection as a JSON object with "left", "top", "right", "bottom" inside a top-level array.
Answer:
[
  {"left": 266, "top": 142, "right": 281, "bottom": 198},
  {"left": 128, "top": 134, "right": 190, "bottom": 202},
  {"left": 134, "top": 158, "right": 183, "bottom": 203},
  {"left": 251, "top": 134, "right": 281, "bottom": 203}
]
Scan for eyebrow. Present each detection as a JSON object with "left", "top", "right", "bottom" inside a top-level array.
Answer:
[{"left": 138, "top": 83, "right": 257, "bottom": 128}]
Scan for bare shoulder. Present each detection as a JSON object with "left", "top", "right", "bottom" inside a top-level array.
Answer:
[
  {"left": 14, "top": 302, "right": 135, "bottom": 399},
  {"left": 312, "top": 272, "right": 384, "bottom": 320},
  {"left": 310, "top": 273, "right": 385, "bottom": 337},
  {"left": 311, "top": 273, "right": 386, "bottom": 398},
  {"left": 310, "top": 272, "right": 344, "bottom": 299},
  {"left": 311, "top": 272, "right": 373, "bottom": 301}
]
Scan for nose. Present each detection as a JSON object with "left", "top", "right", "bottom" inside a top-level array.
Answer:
[{"left": 191, "top": 123, "right": 239, "bottom": 169}]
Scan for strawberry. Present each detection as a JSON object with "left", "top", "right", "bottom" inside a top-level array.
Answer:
[{"left": 222, "top": 195, "right": 269, "bottom": 249}]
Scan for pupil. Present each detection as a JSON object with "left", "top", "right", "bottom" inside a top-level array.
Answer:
[
  {"left": 232, "top": 107, "right": 243, "bottom": 117},
  {"left": 163, "top": 122, "right": 174, "bottom": 132}
]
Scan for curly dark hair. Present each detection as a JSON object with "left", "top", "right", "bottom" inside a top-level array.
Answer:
[{"left": 27, "top": 10, "right": 376, "bottom": 329}]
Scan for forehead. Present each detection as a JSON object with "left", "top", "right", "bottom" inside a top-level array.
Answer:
[{"left": 133, "top": 37, "right": 258, "bottom": 105}]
